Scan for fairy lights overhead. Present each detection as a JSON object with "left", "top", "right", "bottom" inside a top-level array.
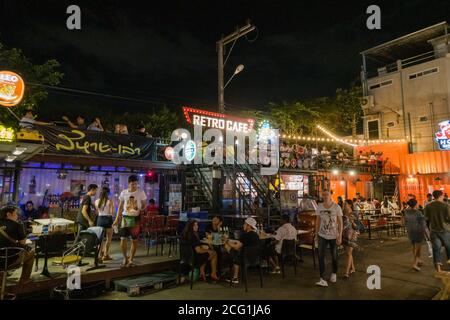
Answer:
[{"left": 277, "top": 125, "right": 407, "bottom": 146}]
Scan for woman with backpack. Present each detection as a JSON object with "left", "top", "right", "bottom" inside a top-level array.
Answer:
[
  {"left": 404, "top": 198, "right": 430, "bottom": 271},
  {"left": 342, "top": 199, "right": 359, "bottom": 278}
]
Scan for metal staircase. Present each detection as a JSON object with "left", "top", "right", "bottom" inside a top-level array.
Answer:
[{"left": 183, "top": 165, "right": 213, "bottom": 211}]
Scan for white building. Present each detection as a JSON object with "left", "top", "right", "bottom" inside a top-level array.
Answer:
[{"left": 360, "top": 22, "right": 450, "bottom": 153}]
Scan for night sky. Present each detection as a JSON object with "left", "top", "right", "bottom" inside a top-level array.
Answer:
[{"left": 1, "top": 0, "right": 450, "bottom": 117}]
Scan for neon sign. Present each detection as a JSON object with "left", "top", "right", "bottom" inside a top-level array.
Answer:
[
  {"left": 435, "top": 120, "right": 450, "bottom": 150},
  {"left": 0, "top": 125, "right": 15, "bottom": 142},
  {"left": 182, "top": 107, "right": 254, "bottom": 133},
  {"left": 0, "top": 71, "right": 25, "bottom": 107}
]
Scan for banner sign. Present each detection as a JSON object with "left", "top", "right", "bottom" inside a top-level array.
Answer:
[
  {"left": 435, "top": 120, "right": 450, "bottom": 150},
  {"left": 37, "top": 125, "right": 156, "bottom": 160},
  {"left": 0, "top": 71, "right": 25, "bottom": 107},
  {"left": 182, "top": 106, "right": 254, "bottom": 133}
]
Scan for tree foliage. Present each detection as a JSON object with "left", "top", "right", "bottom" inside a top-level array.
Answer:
[{"left": 0, "top": 41, "right": 64, "bottom": 127}]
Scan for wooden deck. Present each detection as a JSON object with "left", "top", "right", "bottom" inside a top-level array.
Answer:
[{"left": 6, "top": 241, "right": 179, "bottom": 298}]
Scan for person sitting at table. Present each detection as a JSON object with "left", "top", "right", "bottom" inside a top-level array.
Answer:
[
  {"left": 145, "top": 199, "right": 159, "bottom": 216},
  {"left": 267, "top": 214, "right": 297, "bottom": 274},
  {"left": 180, "top": 219, "right": 219, "bottom": 281},
  {"left": 0, "top": 205, "right": 35, "bottom": 285},
  {"left": 205, "top": 215, "right": 224, "bottom": 276},
  {"left": 225, "top": 217, "right": 259, "bottom": 285},
  {"left": 21, "top": 201, "right": 40, "bottom": 221}
]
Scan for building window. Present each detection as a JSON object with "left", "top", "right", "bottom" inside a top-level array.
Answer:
[
  {"left": 367, "top": 120, "right": 380, "bottom": 140},
  {"left": 409, "top": 67, "right": 439, "bottom": 80},
  {"left": 369, "top": 79, "right": 393, "bottom": 90}
]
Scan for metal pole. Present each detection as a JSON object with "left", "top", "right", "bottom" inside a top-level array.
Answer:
[{"left": 217, "top": 40, "right": 225, "bottom": 114}]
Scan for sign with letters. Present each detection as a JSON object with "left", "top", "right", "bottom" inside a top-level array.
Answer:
[
  {"left": 0, "top": 71, "right": 25, "bottom": 107},
  {"left": 435, "top": 120, "right": 450, "bottom": 150},
  {"left": 182, "top": 107, "right": 254, "bottom": 133},
  {"left": 36, "top": 125, "right": 156, "bottom": 160}
]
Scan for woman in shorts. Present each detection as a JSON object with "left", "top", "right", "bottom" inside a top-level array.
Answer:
[{"left": 95, "top": 187, "right": 114, "bottom": 261}]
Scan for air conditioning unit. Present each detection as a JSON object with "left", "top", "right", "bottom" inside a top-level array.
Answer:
[
  {"left": 378, "top": 67, "right": 387, "bottom": 75},
  {"left": 361, "top": 95, "right": 374, "bottom": 111},
  {"left": 386, "top": 121, "right": 396, "bottom": 128}
]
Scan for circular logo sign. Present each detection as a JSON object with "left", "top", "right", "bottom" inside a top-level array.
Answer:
[
  {"left": 164, "top": 146, "right": 174, "bottom": 160},
  {"left": 185, "top": 140, "right": 196, "bottom": 161},
  {"left": 0, "top": 71, "right": 25, "bottom": 107}
]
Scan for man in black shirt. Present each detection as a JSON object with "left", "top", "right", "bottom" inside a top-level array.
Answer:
[
  {"left": 62, "top": 115, "right": 88, "bottom": 130},
  {"left": 21, "top": 201, "right": 39, "bottom": 221},
  {"left": 76, "top": 184, "right": 98, "bottom": 236},
  {"left": 225, "top": 217, "right": 259, "bottom": 284},
  {"left": 0, "top": 206, "right": 35, "bottom": 285}
]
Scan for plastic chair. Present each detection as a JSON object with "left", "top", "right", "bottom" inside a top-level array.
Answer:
[
  {"left": 279, "top": 239, "right": 297, "bottom": 279},
  {"left": 0, "top": 247, "right": 26, "bottom": 300},
  {"left": 240, "top": 246, "right": 264, "bottom": 292}
]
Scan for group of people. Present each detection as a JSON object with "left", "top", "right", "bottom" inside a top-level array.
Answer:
[
  {"left": 76, "top": 175, "right": 161, "bottom": 267},
  {"left": 403, "top": 190, "right": 450, "bottom": 273},
  {"left": 180, "top": 213, "right": 298, "bottom": 284},
  {"left": 19, "top": 109, "right": 152, "bottom": 137},
  {"left": 0, "top": 174, "right": 159, "bottom": 286}
]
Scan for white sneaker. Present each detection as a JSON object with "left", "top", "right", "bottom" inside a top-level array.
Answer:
[
  {"left": 315, "top": 278, "right": 328, "bottom": 287},
  {"left": 330, "top": 273, "right": 337, "bottom": 283}
]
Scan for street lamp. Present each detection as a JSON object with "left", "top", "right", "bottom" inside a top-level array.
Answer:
[
  {"left": 217, "top": 22, "right": 256, "bottom": 114},
  {"left": 224, "top": 64, "right": 245, "bottom": 89}
]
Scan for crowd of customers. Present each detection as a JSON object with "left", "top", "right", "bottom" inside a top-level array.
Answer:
[{"left": 18, "top": 109, "right": 152, "bottom": 137}]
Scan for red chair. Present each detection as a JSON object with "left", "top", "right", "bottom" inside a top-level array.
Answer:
[
  {"left": 164, "top": 217, "right": 180, "bottom": 257},
  {"left": 145, "top": 215, "right": 165, "bottom": 256}
]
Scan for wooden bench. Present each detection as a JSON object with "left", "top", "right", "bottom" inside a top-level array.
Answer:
[{"left": 434, "top": 271, "right": 450, "bottom": 300}]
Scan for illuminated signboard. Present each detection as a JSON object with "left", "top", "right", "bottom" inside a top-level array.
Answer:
[
  {"left": 435, "top": 120, "right": 450, "bottom": 150},
  {"left": 185, "top": 140, "right": 196, "bottom": 161},
  {"left": 182, "top": 107, "right": 254, "bottom": 133},
  {"left": 0, "top": 125, "right": 15, "bottom": 142},
  {"left": 0, "top": 71, "right": 25, "bottom": 107}
]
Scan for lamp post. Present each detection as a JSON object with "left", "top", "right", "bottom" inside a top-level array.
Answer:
[{"left": 217, "top": 22, "right": 255, "bottom": 114}]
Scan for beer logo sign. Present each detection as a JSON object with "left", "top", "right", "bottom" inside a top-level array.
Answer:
[
  {"left": 435, "top": 120, "right": 450, "bottom": 150},
  {"left": 0, "top": 71, "right": 25, "bottom": 107}
]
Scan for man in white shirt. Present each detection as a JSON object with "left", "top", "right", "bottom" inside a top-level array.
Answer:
[
  {"left": 113, "top": 175, "right": 147, "bottom": 267},
  {"left": 267, "top": 215, "right": 298, "bottom": 274},
  {"left": 315, "top": 190, "right": 343, "bottom": 287}
]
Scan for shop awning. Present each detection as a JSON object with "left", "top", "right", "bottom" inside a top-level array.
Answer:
[{"left": 0, "top": 141, "right": 46, "bottom": 162}]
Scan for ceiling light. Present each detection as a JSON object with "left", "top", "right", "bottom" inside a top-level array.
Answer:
[
  {"left": 5, "top": 155, "right": 16, "bottom": 162},
  {"left": 12, "top": 147, "right": 27, "bottom": 156}
]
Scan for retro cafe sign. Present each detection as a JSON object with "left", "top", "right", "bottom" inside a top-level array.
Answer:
[
  {"left": 182, "top": 107, "right": 254, "bottom": 134},
  {"left": 435, "top": 120, "right": 450, "bottom": 150}
]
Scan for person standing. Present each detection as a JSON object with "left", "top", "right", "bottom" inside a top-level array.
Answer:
[
  {"left": 342, "top": 200, "right": 358, "bottom": 278},
  {"left": 95, "top": 187, "right": 114, "bottom": 262},
  {"left": 404, "top": 199, "right": 430, "bottom": 271},
  {"left": 424, "top": 194, "right": 433, "bottom": 208},
  {"left": 76, "top": 184, "right": 98, "bottom": 237},
  {"left": 113, "top": 175, "right": 147, "bottom": 267},
  {"left": 424, "top": 190, "right": 450, "bottom": 273},
  {"left": 315, "top": 190, "right": 343, "bottom": 287}
]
